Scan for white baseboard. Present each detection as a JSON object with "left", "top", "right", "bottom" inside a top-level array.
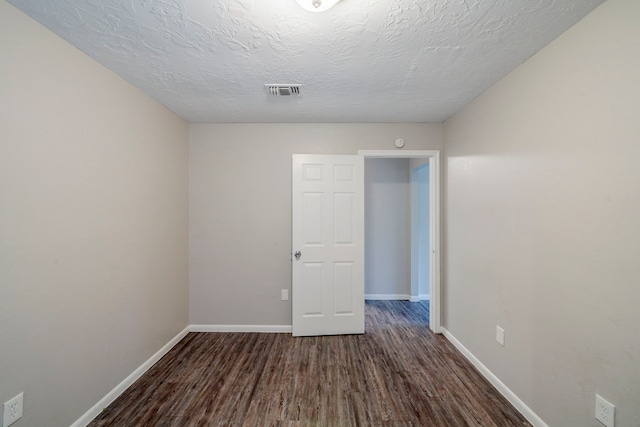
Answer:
[
  {"left": 441, "top": 328, "right": 548, "bottom": 427},
  {"left": 365, "top": 294, "right": 411, "bottom": 300},
  {"left": 419, "top": 294, "right": 430, "bottom": 301},
  {"left": 71, "top": 326, "right": 190, "bottom": 427},
  {"left": 189, "top": 324, "right": 292, "bottom": 333}
]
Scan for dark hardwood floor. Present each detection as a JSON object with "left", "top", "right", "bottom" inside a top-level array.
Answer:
[{"left": 89, "top": 301, "right": 530, "bottom": 426}]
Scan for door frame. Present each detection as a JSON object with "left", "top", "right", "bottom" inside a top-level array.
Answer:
[{"left": 359, "top": 150, "right": 441, "bottom": 334}]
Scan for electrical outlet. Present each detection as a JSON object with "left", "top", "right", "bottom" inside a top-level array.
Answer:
[
  {"left": 3, "top": 393, "right": 23, "bottom": 427},
  {"left": 595, "top": 394, "right": 615, "bottom": 427},
  {"left": 281, "top": 289, "right": 289, "bottom": 301},
  {"left": 496, "top": 326, "right": 505, "bottom": 346}
]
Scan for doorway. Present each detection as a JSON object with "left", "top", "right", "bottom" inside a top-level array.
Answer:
[{"left": 359, "top": 150, "right": 441, "bottom": 334}]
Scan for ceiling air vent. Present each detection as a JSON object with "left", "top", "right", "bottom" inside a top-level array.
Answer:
[{"left": 265, "top": 84, "right": 302, "bottom": 96}]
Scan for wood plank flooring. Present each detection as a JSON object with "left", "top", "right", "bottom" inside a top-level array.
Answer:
[{"left": 89, "top": 301, "right": 530, "bottom": 426}]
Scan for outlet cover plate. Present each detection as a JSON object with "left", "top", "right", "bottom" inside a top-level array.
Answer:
[
  {"left": 595, "top": 394, "right": 615, "bottom": 427},
  {"left": 496, "top": 326, "right": 505, "bottom": 346},
  {"left": 3, "top": 393, "right": 23, "bottom": 427}
]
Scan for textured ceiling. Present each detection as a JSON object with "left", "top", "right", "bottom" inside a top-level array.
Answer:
[{"left": 8, "top": 0, "right": 604, "bottom": 123}]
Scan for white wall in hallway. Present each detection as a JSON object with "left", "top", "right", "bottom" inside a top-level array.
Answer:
[
  {"left": 411, "top": 163, "right": 430, "bottom": 300},
  {"left": 364, "top": 158, "right": 411, "bottom": 297}
]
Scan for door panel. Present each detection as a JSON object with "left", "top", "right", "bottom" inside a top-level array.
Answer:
[
  {"left": 333, "top": 262, "right": 355, "bottom": 314},
  {"left": 334, "top": 193, "right": 354, "bottom": 244},
  {"left": 292, "top": 154, "right": 364, "bottom": 336},
  {"left": 303, "top": 193, "right": 323, "bottom": 244},
  {"left": 302, "top": 263, "right": 323, "bottom": 316}
]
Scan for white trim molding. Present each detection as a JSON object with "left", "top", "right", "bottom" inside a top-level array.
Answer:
[
  {"left": 71, "top": 326, "right": 190, "bottom": 427},
  {"left": 441, "top": 328, "right": 549, "bottom": 427},
  {"left": 358, "top": 150, "right": 440, "bottom": 158},
  {"left": 365, "top": 294, "right": 412, "bottom": 300},
  {"left": 189, "top": 324, "right": 292, "bottom": 333}
]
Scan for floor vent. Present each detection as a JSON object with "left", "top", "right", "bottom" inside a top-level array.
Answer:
[{"left": 265, "top": 84, "right": 302, "bottom": 96}]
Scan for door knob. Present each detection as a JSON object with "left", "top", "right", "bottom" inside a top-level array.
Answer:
[{"left": 294, "top": 251, "right": 302, "bottom": 260}]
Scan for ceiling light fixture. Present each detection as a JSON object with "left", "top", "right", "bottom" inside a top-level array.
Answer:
[{"left": 295, "top": 0, "right": 340, "bottom": 13}]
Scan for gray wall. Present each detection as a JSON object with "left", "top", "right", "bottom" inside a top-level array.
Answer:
[
  {"left": 189, "top": 123, "right": 443, "bottom": 325},
  {"left": 411, "top": 162, "right": 430, "bottom": 299},
  {"left": 443, "top": 0, "right": 640, "bottom": 425},
  {"left": 0, "top": 3, "right": 189, "bottom": 426},
  {"left": 364, "top": 158, "right": 411, "bottom": 297}
]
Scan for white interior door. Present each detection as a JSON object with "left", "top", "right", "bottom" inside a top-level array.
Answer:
[{"left": 292, "top": 154, "right": 365, "bottom": 337}]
